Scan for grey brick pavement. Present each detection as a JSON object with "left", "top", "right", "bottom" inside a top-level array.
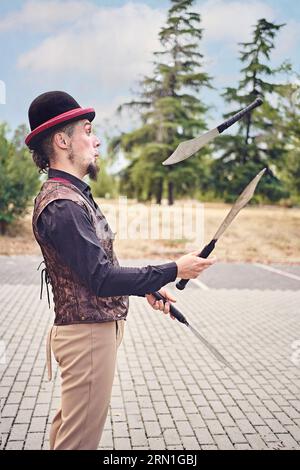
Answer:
[{"left": 0, "top": 256, "right": 300, "bottom": 450}]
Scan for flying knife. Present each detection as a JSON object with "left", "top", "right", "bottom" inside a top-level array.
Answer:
[
  {"left": 176, "top": 167, "right": 266, "bottom": 290},
  {"left": 162, "top": 97, "right": 263, "bottom": 166}
]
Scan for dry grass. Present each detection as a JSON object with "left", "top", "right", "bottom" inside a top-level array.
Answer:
[{"left": 0, "top": 199, "right": 299, "bottom": 263}]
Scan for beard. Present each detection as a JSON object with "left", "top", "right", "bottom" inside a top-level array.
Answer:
[
  {"left": 87, "top": 160, "right": 100, "bottom": 181},
  {"left": 67, "top": 143, "right": 100, "bottom": 180}
]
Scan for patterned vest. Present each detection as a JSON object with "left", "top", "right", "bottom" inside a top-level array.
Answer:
[{"left": 32, "top": 179, "right": 129, "bottom": 325}]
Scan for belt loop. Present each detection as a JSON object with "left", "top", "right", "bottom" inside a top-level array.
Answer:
[{"left": 46, "top": 325, "right": 54, "bottom": 381}]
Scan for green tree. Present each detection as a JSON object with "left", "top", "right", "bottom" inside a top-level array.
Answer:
[
  {"left": 0, "top": 123, "right": 40, "bottom": 234},
  {"left": 212, "top": 18, "right": 291, "bottom": 203},
  {"left": 110, "top": 0, "right": 212, "bottom": 205},
  {"left": 277, "top": 81, "right": 300, "bottom": 203}
]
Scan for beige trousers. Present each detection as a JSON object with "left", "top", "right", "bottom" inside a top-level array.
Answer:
[{"left": 46, "top": 320, "right": 124, "bottom": 450}]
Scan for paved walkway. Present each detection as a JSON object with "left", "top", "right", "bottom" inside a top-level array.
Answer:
[{"left": 0, "top": 256, "right": 300, "bottom": 450}]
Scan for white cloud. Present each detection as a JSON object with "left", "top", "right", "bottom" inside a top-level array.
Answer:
[
  {"left": 273, "top": 19, "right": 300, "bottom": 62},
  {"left": 93, "top": 93, "right": 139, "bottom": 132},
  {"left": 197, "top": 0, "right": 298, "bottom": 85},
  {"left": 199, "top": 0, "right": 275, "bottom": 44},
  {"left": 15, "top": 2, "right": 165, "bottom": 91},
  {"left": 0, "top": 0, "right": 96, "bottom": 33}
]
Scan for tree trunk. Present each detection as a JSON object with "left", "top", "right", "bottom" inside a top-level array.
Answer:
[
  {"left": 155, "top": 179, "right": 163, "bottom": 205},
  {"left": 0, "top": 220, "right": 8, "bottom": 235},
  {"left": 168, "top": 180, "right": 174, "bottom": 206}
]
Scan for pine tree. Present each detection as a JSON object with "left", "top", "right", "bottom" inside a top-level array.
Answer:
[
  {"left": 212, "top": 18, "right": 291, "bottom": 202},
  {"left": 110, "top": 0, "right": 212, "bottom": 205}
]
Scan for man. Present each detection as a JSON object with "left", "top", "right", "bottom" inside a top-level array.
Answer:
[{"left": 26, "top": 91, "right": 216, "bottom": 450}]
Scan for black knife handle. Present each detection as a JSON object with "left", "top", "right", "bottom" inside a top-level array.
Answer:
[
  {"left": 217, "top": 97, "right": 263, "bottom": 134},
  {"left": 176, "top": 239, "right": 217, "bottom": 290},
  {"left": 152, "top": 291, "right": 189, "bottom": 325}
]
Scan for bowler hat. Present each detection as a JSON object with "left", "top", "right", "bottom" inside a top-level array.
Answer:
[{"left": 25, "top": 91, "right": 95, "bottom": 148}]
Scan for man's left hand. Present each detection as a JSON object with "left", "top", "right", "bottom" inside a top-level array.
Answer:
[{"left": 146, "top": 288, "right": 176, "bottom": 320}]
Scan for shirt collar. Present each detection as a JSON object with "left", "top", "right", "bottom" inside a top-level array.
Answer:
[{"left": 48, "top": 168, "right": 90, "bottom": 193}]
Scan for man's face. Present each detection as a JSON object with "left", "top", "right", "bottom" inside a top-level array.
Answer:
[{"left": 67, "top": 119, "right": 100, "bottom": 180}]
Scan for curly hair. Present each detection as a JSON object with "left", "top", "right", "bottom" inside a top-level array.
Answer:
[{"left": 30, "top": 122, "right": 76, "bottom": 174}]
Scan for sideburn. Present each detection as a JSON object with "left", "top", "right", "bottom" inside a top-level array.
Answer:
[{"left": 67, "top": 143, "right": 75, "bottom": 164}]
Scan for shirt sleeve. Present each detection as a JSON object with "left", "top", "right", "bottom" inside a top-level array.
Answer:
[{"left": 37, "top": 200, "right": 178, "bottom": 297}]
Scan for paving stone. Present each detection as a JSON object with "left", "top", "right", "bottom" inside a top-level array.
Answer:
[
  {"left": 194, "top": 428, "right": 214, "bottom": 445},
  {"left": 130, "top": 429, "right": 147, "bottom": 447},
  {"left": 24, "top": 386, "right": 40, "bottom": 397},
  {"left": 0, "top": 417, "right": 14, "bottom": 433},
  {"left": 127, "top": 414, "right": 143, "bottom": 429},
  {"left": 2, "top": 404, "right": 19, "bottom": 417},
  {"left": 163, "top": 428, "right": 181, "bottom": 446},
  {"left": 19, "top": 397, "right": 36, "bottom": 409},
  {"left": 273, "top": 412, "right": 294, "bottom": 426},
  {"left": 9, "top": 423, "right": 29, "bottom": 441},
  {"left": 6, "top": 392, "right": 23, "bottom": 404},
  {"left": 169, "top": 407, "right": 187, "bottom": 421},
  {"left": 282, "top": 406, "right": 300, "bottom": 420},
  {"left": 236, "top": 419, "right": 256, "bottom": 434},
  {"left": 264, "top": 418, "right": 287, "bottom": 434},
  {"left": 5, "top": 440, "right": 24, "bottom": 450},
  {"left": 176, "top": 420, "right": 194, "bottom": 437},
  {"left": 114, "top": 437, "right": 132, "bottom": 450},
  {"left": 217, "top": 412, "right": 236, "bottom": 427},
  {"left": 246, "top": 433, "right": 268, "bottom": 449},
  {"left": 245, "top": 412, "right": 265, "bottom": 426},
  {"left": 113, "top": 422, "right": 129, "bottom": 438},
  {"left": 214, "top": 434, "right": 235, "bottom": 449},
  {"left": 255, "top": 407, "right": 274, "bottom": 419},
  {"left": 224, "top": 426, "right": 247, "bottom": 444},
  {"left": 285, "top": 425, "right": 300, "bottom": 442},
  {"left": 144, "top": 421, "right": 161, "bottom": 437},
  {"left": 15, "top": 409, "right": 33, "bottom": 424},
  {"left": 99, "top": 430, "right": 113, "bottom": 447},
  {"left": 11, "top": 382, "right": 26, "bottom": 393},
  {"left": 234, "top": 443, "right": 251, "bottom": 450},
  {"left": 33, "top": 404, "right": 49, "bottom": 417},
  {"left": 148, "top": 438, "right": 165, "bottom": 450},
  {"left": 125, "top": 402, "right": 140, "bottom": 414},
  {"left": 24, "top": 433, "right": 44, "bottom": 450},
  {"left": 141, "top": 408, "right": 157, "bottom": 421},
  {"left": 28, "top": 416, "right": 47, "bottom": 433},
  {"left": 209, "top": 401, "right": 227, "bottom": 413},
  {"left": 198, "top": 406, "right": 216, "bottom": 420},
  {"left": 227, "top": 406, "right": 246, "bottom": 420},
  {"left": 186, "top": 413, "right": 206, "bottom": 428},
  {"left": 158, "top": 414, "right": 175, "bottom": 429},
  {"left": 181, "top": 436, "right": 200, "bottom": 450},
  {"left": 255, "top": 426, "right": 278, "bottom": 443}
]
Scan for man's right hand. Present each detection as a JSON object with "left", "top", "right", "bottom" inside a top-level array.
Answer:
[{"left": 175, "top": 251, "right": 216, "bottom": 279}]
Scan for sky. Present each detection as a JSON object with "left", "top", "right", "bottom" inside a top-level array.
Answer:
[{"left": 0, "top": 0, "right": 299, "bottom": 159}]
